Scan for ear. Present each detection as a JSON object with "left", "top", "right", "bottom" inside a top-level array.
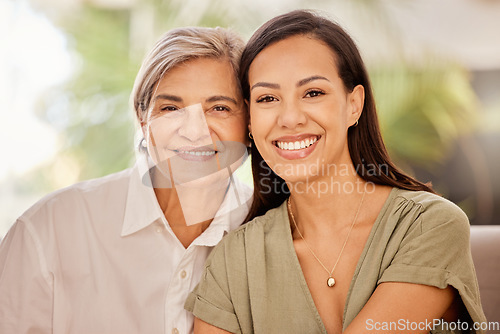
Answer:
[
  {"left": 140, "top": 121, "right": 157, "bottom": 147},
  {"left": 140, "top": 120, "right": 147, "bottom": 139},
  {"left": 348, "top": 85, "right": 364, "bottom": 126},
  {"left": 246, "top": 124, "right": 252, "bottom": 148},
  {"left": 247, "top": 103, "right": 252, "bottom": 135},
  {"left": 245, "top": 99, "right": 252, "bottom": 146}
]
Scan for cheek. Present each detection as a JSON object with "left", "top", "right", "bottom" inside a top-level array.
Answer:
[
  {"left": 147, "top": 119, "right": 178, "bottom": 146},
  {"left": 209, "top": 116, "right": 248, "bottom": 144},
  {"left": 249, "top": 106, "right": 273, "bottom": 135},
  {"left": 309, "top": 103, "right": 347, "bottom": 130}
]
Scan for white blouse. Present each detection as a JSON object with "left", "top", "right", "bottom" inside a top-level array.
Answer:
[{"left": 0, "top": 155, "right": 252, "bottom": 334}]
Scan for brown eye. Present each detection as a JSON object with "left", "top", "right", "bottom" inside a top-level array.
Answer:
[
  {"left": 213, "top": 105, "right": 230, "bottom": 112},
  {"left": 304, "top": 89, "right": 324, "bottom": 98},
  {"left": 151, "top": 105, "right": 183, "bottom": 119},
  {"left": 161, "top": 105, "right": 179, "bottom": 112},
  {"left": 207, "top": 105, "right": 231, "bottom": 115},
  {"left": 256, "top": 95, "right": 278, "bottom": 103}
]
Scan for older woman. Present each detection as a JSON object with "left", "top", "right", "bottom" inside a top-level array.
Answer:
[
  {"left": 0, "top": 27, "right": 252, "bottom": 334},
  {"left": 186, "top": 10, "right": 486, "bottom": 334}
]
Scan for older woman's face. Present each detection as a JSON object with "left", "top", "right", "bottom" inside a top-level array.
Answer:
[{"left": 143, "top": 57, "right": 248, "bottom": 185}]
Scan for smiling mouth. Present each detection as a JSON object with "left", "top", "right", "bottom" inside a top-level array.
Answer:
[
  {"left": 273, "top": 135, "right": 320, "bottom": 151},
  {"left": 171, "top": 145, "right": 219, "bottom": 161},
  {"left": 174, "top": 150, "right": 216, "bottom": 157}
]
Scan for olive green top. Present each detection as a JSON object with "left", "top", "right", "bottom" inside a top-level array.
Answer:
[{"left": 185, "top": 188, "right": 486, "bottom": 333}]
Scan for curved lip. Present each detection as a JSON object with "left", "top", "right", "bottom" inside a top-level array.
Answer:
[
  {"left": 171, "top": 144, "right": 218, "bottom": 162},
  {"left": 272, "top": 135, "right": 320, "bottom": 160},
  {"left": 173, "top": 144, "right": 218, "bottom": 153},
  {"left": 272, "top": 133, "right": 320, "bottom": 143}
]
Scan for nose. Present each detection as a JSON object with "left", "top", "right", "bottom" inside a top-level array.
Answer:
[
  {"left": 178, "top": 104, "right": 211, "bottom": 143},
  {"left": 276, "top": 100, "right": 307, "bottom": 129}
]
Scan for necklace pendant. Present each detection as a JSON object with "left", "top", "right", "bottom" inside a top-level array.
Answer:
[{"left": 327, "top": 277, "right": 335, "bottom": 287}]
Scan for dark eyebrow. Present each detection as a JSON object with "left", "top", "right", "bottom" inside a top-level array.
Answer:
[
  {"left": 250, "top": 76, "right": 329, "bottom": 91},
  {"left": 153, "top": 94, "right": 183, "bottom": 103},
  {"left": 250, "top": 82, "right": 280, "bottom": 91},
  {"left": 205, "top": 95, "right": 238, "bottom": 105},
  {"left": 153, "top": 94, "right": 237, "bottom": 105},
  {"left": 297, "top": 75, "right": 330, "bottom": 87}
]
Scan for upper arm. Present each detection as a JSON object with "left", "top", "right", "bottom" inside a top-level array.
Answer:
[
  {"left": 194, "top": 317, "right": 234, "bottom": 334},
  {"left": 185, "top": 231, "right": 247, "bottom": 334},
  {"left": 345, "top": 197, "right": 483, "bottom": 333},
  {"left": 345, "top": 282, "right": 456, "bottom": 334},
  {"left": 0, "top": 220, "right": 53, "bottom": 333}
]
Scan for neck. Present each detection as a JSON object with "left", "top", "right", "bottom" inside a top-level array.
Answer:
[
  {"left": 152, "top": 169, "right": 230, "bottom": 248},
  {"left": 287, "top": 172, "right": 368, "bottom": 236}
]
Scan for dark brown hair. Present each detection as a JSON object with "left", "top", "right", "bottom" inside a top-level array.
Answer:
[{"left": 240, "top": 10, "right": 435, "bottom": 222}]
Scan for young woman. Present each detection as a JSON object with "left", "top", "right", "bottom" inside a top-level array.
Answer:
[
  {"left": 0, "top": 27, "right": 252, "bottom": 334},
  {"left": 185, "top": 10, "right": 486, "bottom": 334}
]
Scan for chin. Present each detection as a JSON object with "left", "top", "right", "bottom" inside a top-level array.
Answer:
[{"left": 175, "top": 167, "right": 231, "bottom": 188}]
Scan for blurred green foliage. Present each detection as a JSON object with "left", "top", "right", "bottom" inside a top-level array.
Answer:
[
  {"left": 56, "top": 6, "right": 138, "bottom": 179},
  {"left": 372, "top": 63, "right": 478, "bottom": 169}
]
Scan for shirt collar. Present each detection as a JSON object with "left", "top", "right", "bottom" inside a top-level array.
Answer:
[
  {"left": 190, "top": 174, "right": 253, "bottom": 247},
  {"left": 121, "top": 155, "right": 164, "bottom": 236},
  {"left": 121, "top": 154, "right": 253, "bottom": 241}
]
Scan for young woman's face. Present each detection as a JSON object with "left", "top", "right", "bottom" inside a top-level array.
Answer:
[
  {"left": 248, "top": 35, "right": 363, "bottom": 183},
  {"left": 143, "top": 57, "right": 248, "bottom": 185}
]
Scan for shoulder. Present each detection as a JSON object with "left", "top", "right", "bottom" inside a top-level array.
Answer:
[
  {"left": 395, "top": 189, "right": 466, "bottom": 216},
  {"left": 19, "top": 168, "right": 133, "bottom": 223},
  {"left": 207, "top": 202, "right": 287, "bottom": 265},
  {"left": 384, "top": 188, "right": 471, "bottom": 250},
  {"left": 393, "top": 189, "right": 469, "bottom": 231},
  {"left": 231, "top": 201, "right": 286, "bottom": 240}
]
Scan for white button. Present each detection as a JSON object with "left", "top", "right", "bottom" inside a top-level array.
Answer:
[
  {"left": 180, "top": 270, "right": 187, "bottom": 279},
  {"left": 156, "top": 227, "right": 163, "bottom": 233},
  {"left": 172, "top": 328, "right": 179, "bottom": 334}
]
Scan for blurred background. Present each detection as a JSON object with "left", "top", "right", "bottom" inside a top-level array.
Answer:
[{"left": 1, "top": 0, "right": 499, "bottom": 237}]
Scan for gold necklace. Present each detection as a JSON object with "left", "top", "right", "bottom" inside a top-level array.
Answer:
[{"left": 287, "top": 190, "right": 366, "bottom": 287}]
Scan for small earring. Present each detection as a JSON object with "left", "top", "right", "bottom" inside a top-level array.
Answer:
[
  {"left": 353, "top": 120, "right": 359, "bottom": 127},
  {"left": 140, "top": 138, "right": 147, "bottom": 148},
  {"left": 248, "top": 132, "right": 253, "bottom": 140}
]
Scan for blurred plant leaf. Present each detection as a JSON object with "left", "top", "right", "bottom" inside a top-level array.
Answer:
[{"left": 372, "top": 62, "right": 479, "bottom": 168}]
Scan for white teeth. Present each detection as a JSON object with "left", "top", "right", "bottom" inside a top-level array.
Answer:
[
  {"left": 178, "top": 150, "right": 215, "bottom": 156},
  {"left": 275, "top": 137, "right": 318, "bottom": 151}
]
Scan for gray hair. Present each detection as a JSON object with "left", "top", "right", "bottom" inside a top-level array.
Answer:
[{"left": 131, "top": 26, "right": 245, "bottom": 121}]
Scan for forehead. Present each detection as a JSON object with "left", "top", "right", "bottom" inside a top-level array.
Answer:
[
  {"left": 248, "top": 35, "right": 339, "bottom": 83},
  {"left": 155, "top": 57, "right": 241, "bottom": 98}
]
